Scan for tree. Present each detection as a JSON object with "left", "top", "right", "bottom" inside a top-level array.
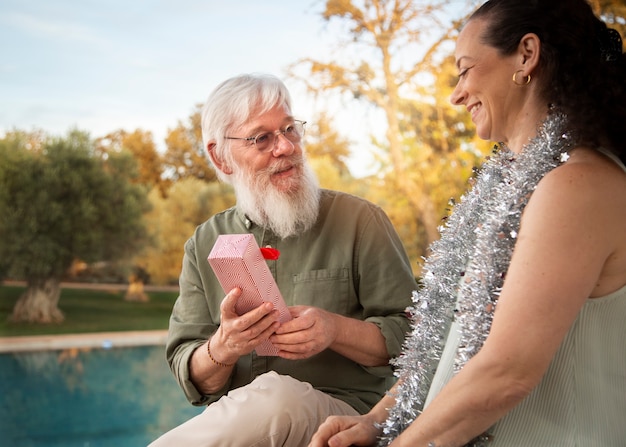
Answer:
[
  {"left": 96, "top": 129, "right": 171, "bottom": 197},
  {"left": 0, "top": 129, "right": 150, "bottom": 323},
  {"left": 291, "top": 0, "right": 482, "bottom": 259},
  {"left": 134, "top": 178, "right": 235, "bottom": 285},
  {"left": 303, "top": 112, "right": 364, "bottom": 192},
  {"left": 162, "top": 105, "right": 217, "bottom": 182}
]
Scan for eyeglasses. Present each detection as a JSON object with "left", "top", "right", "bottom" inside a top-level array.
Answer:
[{"left": 225, "top": 120, "right": 306, "bottom": 152}]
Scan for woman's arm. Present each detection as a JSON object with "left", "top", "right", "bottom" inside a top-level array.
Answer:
[{"left": 390, "top": 153, "right": 621, "bottom": 446}]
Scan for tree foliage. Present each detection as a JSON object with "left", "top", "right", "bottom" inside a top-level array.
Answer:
[
  {"left": 0, "top": 129, "right": 150, "bottom": 322},
  {"left": 97, "top": 129, "right": 171, "bottom": 197},
  {"left": 590, "top": 0, "right": 626, "bottom": 40},
  {"left": 304, "top": 112, "right": 362, "bottom": 192},
  {"left": 134, "top": 178, "right": 235, "bottom": 285},
  {"left": 162, "top": 105, "right": 217, "bottom": 182}
]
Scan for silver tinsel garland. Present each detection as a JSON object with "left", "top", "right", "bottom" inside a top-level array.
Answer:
[{"left": 378, "top": 113, "right": 574, "bottom": 446}]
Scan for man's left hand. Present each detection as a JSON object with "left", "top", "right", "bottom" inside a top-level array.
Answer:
[{"left": 269, "top": 306, "right": 339, "bottom": 359}]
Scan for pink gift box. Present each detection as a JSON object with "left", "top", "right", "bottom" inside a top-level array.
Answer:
[{"left": 208, "top": 233, "right": 291, "bottom": 356}]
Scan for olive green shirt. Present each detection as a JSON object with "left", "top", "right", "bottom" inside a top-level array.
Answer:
[{"left": 166, "top": 189, "right": 417, "bottom": 414}]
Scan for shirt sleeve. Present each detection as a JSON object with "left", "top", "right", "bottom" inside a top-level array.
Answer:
[
  {"left": 355, "top": 203, "right": 417, "bottom": 360},
  {"left": 165, "top": 236, "right": 233, "bottom": 405}
]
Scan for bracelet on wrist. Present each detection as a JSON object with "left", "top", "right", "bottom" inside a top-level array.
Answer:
[{"left": 207, "top": 336, "right": 234, "bottom": 368}]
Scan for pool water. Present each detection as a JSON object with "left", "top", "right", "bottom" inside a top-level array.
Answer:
[{"left": 0, "top": 345, "right": 203, "bottom": 446}]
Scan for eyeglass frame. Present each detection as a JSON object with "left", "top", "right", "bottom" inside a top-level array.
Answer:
[{"left": 224, "top": 120, "right": 307, "bottom": 152}]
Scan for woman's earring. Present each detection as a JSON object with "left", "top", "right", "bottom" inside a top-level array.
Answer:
[{"left": 512, "top": 70, "right": 531, "bottom": 85}]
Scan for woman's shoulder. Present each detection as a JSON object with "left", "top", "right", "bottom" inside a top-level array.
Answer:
[
  {"left": 523, "top": 147, "right": 626, "bottom": 296},
  {"left": 523, "top": 146, "right": 626, "bottom": 240},
  {"left": 539, "top": 147, "right": 626, "bottom": 198}
]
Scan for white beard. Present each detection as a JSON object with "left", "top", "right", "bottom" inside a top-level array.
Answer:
[{"left": 230, "top": 156, "right": 320, "bottom": 239}]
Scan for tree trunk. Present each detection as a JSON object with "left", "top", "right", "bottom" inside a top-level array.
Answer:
[
  {"left": 125, "top": 274, "right": 149, "bottom": 302},
  {"left": 10, "top": 278, "right": 64, "bottom": 323}
]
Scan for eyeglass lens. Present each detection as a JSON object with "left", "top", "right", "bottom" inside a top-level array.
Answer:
[{"left": 254, "top": 121, "right": 304, "bottom": 151}]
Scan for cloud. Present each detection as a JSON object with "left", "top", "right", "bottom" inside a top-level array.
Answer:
[{"left": 2, "top": 11, "right": 106, "bottom": 46}]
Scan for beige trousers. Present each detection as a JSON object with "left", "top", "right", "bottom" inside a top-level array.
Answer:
[{"left": 148, "top": 371, "right": 360, "bottom": 447}]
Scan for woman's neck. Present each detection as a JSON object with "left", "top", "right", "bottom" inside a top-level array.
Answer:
[{"left": 505, "top": 102, "right": 549, "bottom": 153}]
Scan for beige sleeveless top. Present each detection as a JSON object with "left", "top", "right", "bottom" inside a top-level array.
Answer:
[
  {"left": 489, "top": 284, "right": 626, "bottom": 445},
  {"left": 425, "top": 151, "right": 626, "bottom": 445}
]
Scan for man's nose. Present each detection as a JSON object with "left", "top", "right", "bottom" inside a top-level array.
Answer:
[{"left": 271, "top": 132, "right": 296, "bottom": 156}]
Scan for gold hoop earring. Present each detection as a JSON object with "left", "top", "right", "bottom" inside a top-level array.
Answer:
[{"left": 512, "top": 70, "right": 531, "bottom": 85}]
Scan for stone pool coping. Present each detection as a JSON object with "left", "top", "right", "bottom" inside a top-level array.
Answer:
[{"left": 0, "top": 330, "right": 168, "bottom": 353}]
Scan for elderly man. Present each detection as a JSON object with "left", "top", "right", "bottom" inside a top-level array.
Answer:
[{"left": 149, "top": 73, "right": 417, "bottom": 447}]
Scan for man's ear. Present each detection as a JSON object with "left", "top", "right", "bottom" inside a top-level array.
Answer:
[
  {"left": 207, "top": 143, "right": 233, "bottom": 175},
  {"left": 518, "top": 32, "right": 541, "bottom": 76}
]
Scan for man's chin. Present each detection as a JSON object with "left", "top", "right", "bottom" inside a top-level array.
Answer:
[{"left": 270, "top": 175, "right": 302, "bottom": 194}]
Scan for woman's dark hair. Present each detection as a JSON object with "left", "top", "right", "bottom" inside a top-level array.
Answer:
[{"left": 471, "top": 0, "right": 626, "bottom": 161}]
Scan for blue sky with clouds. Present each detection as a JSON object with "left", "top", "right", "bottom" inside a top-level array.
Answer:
[{"left": 0, "top": 0, "right": 333, "bottom": 147}]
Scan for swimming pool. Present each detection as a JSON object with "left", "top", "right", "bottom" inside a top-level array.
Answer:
[{"left": 0, "top": 345, "right": 203, "bottom": 446}]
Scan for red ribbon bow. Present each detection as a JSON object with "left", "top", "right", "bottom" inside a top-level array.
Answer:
[{"left": 260, "top": 247, "right": 280, "bottom": 260}]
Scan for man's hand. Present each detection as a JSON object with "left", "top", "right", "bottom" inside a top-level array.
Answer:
[
  {"left": 269, "top": 306, "right": 339, "bottom": 359},
  {"left": 308, "top": 414, "right": 381, "bottom": 447},
  {"left": 214, "top": 288, "right": 282, "bottom": 360},
  {"left": 189, "top": 288, "right": 281, "bottom": 393},
  {"left": 270, "top": 305, "right": 390, "bottom": 366}
]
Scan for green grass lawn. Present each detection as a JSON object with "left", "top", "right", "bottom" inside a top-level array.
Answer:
[{"left": 0, "top": 285, "right": 178, "bottom": 337}]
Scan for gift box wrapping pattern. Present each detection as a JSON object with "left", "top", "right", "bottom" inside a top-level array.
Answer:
[{"left": 208, "top": 233, "right": 291, "bottom": 356}]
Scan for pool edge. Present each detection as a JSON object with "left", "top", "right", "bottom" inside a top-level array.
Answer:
[{"left": 0, "top": 330, "right": 169, "bottom": 353}]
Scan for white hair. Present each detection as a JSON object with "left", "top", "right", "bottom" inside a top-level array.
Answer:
[
  {"left": 201, "top": 73, "right": 293, "bottom": 182},
  {"left": 230, "top": 155, "right": 321, "bottom": 239}
]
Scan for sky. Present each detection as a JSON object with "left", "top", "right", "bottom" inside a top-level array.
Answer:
[
  {"left": 0, "top": 0, "right": 355, "bottom": 163},
  {"left": 0, "top": 0, "right": 472, "bottom": 176}
]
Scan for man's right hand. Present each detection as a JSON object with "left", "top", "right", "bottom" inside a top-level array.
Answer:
[
  {"left": 189, "top": 288, "right": 281, "bottom": 394},
  {"left": 214, "top": 287, "right": 282, "bottom": 359}
]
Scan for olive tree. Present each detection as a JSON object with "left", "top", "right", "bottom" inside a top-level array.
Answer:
[{"left": 0, "top": 130, "right": 150, "bottom": 323}]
